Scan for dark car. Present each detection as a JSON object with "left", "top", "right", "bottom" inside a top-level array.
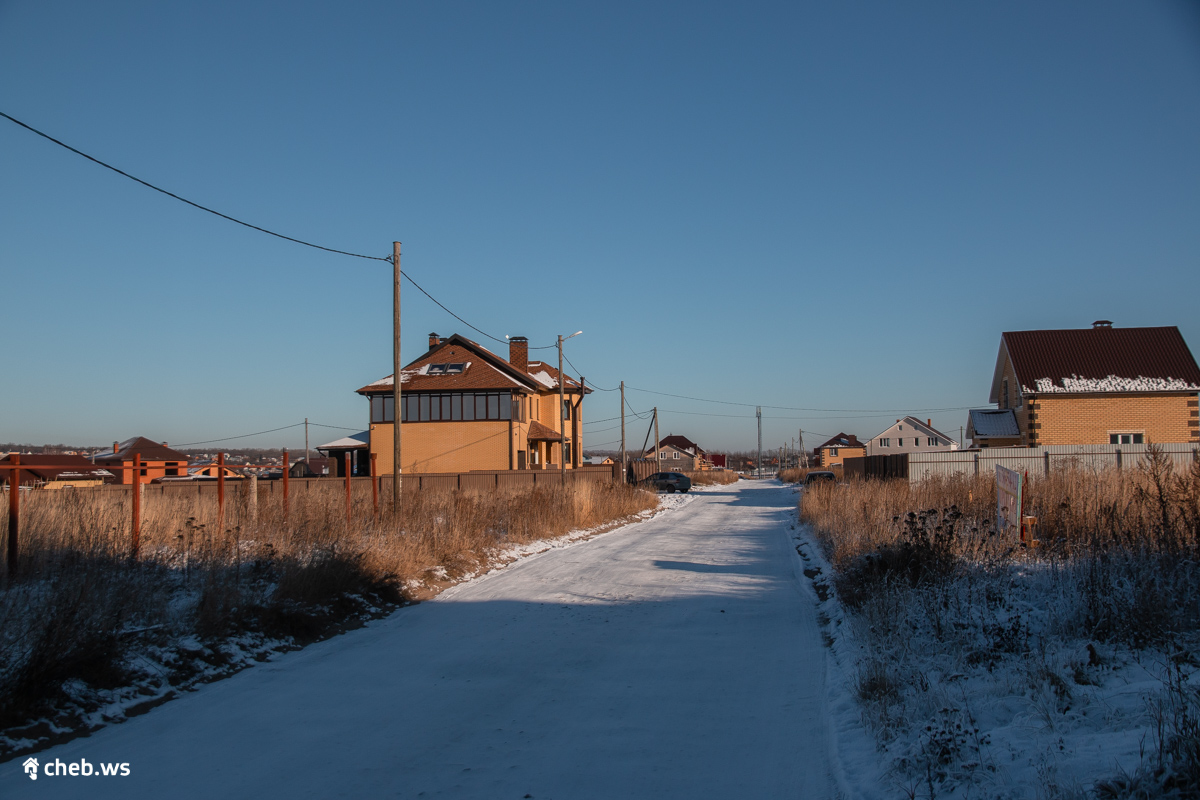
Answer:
[
  {"left": 803, "top": 471, "right": 837, "bottom": 487},
  {"left": 641, "top": 472, "right": 692, "bottom": 493}
]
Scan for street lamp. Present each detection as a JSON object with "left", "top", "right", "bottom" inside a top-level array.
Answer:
[{"left": 558, "top": 331, "right": 582, "bottom": 479}]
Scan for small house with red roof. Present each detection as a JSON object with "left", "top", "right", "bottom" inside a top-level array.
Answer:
[
  {"left": 93, "top": 437, "right": 190, "bottom": 485},
  {"left": 969, "top": 321, "right": 1200, "bottom": 448},
  {"left": 356, "top": 333, "right": 591, "bottom": 474},
  {"left": 0, "top": 454, "right": 114, "bottom": 489}
]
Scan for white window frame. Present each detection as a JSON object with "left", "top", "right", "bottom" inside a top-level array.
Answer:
[{"left": 1108, "top": 431, "right": 1145, "bottom": 445}]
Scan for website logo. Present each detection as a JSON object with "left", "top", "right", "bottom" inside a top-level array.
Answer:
[{"left": 23, "top": 757, "right": 38, "bottom": 780}]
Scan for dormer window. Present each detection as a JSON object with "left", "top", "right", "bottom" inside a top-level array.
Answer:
[{"left": 426, "top": 363, "right": 466, "bottom": 375}]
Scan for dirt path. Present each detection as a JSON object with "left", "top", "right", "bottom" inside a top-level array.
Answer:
[{"left": 1, "top": 481, "right": 837, "bottom": 799}]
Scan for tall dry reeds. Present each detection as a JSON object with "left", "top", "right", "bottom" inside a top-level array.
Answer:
[{"left": 0, "top": 480, "right": 656, "bottom": 737}]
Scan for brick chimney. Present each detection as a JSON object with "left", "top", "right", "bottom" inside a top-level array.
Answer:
[
  {"left": 927, "top": 419, "right": 931, "bottom": 428},
  {"left": 428, "top": 332, "right": 440, "bottom": 349},
  {"left": 113, "top": 441, "right": 119, "bottom": 453},
  {"left": 509, "top": 336, "right": 528, "bottom": 372}
]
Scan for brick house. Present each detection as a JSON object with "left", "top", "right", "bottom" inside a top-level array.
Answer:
[
  {"left": 93, "top": 437, "right": 190, "bottom": 485},
  {"left": 864, "top": 416, "right": 960, "bottom": 456},
  {"left": 357, "top": 333, "right": 590, "bottom": 474},
  {"left": 0, "top": 454, "right": 114, "bottom": 489},
  {"left": 646, "top": 434, "right": 711, "bottom": 471},
  {"left": 815, "top": 433, "right": 866, "bottom": 470},
  {"left": 968, "top": 321, "right": 1200, "bottom": 447}
]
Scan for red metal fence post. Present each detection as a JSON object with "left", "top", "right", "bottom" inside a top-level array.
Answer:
[
  {"left": 131, "top": 454, "right": 141, "bottom": 559},
  {"left": 7, "top": 454, "right": 19, "bottom": 578},
  {"left": 217, "top": 452, "right": 226, "bottom": 531},
  {"left": 344, "top": 453, "right": 352, "bottom": 525},
  {"left": 282, "top": 449, "right": 289, "bottom": 525}
]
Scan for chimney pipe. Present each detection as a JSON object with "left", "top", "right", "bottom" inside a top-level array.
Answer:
[
  {"left": 428, "top": 332, "right": 440, "bottom": 349},
  {"left": 927, "top": 419, "right": 931, "bottom": 428},
  {"left": 509, "top": 336, "right": 529, "bottom": 373},
  {"left": 1093, "top": 320, "right": 1113, "bottom": 329},
  {"left": 113, "top": 441, "right": 119, "bottom": 453}
]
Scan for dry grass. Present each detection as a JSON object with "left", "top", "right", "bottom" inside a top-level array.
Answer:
[
  {"left": 778, "top": 467, "right": 810, "bottom": 483},
  {"left": 682, "top": 470, "right": 740, "bottom": 487},
  {"left": 0, "top": 480, "right": 656, "bottom": 737}
]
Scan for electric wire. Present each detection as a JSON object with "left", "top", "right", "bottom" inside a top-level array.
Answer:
[{"left": 175, "top": 423, "right": 306, "bottom": 447}]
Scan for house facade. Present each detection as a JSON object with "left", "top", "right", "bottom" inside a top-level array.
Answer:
[
  {"left": 968, "top": 322, "right": 1200, "bottom": 448},
  {"left": 645, "top": 434, "right": 711, "bottom": 472},
  {"left": 864, "top": 417, "right": 959, "bottom": 456},
  {"left": 93, "top": 437, "right": 189, "bottom": 485},
  {"left": 1, "top": 454, "right": 113, "bottom": 489},
  {"left": 357, "top": 333, "right": 590, "bottom": 474},
  {"left": 816, "top": 433, "right": 866, "bottom": 469}
]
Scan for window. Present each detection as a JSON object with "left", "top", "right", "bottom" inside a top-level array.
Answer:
[
  {"left": 659, "top": 451, "right": 666, "bottom": 459},
  {"left": 829, "top": 448, "right": 838, "bottom": 456},
  {"left": 426, "top": 363, "right": 466, "bottom": 375},
  {"left": 673, "top": 451, "right": 680, "bottom": 459},
  {"left": 927, "top": 437, "right": 936, "bottom": 446},
  {"left": 563, "top": 400, "right": 571, "bottom": 421},
  {"left": 879, "top": 438, "right": 890, "bottom": 447},
  {"left": 898, "top": 438, "right": 904, "bottom": 447},
  {"left": 898, "top": 425, "right": 903, "bottom": 431},
  {"left": 371, "top": 395, "right": 396, "bottom": 423},
  {"left": 1109, "top": 433, "right": 1144, "bottom": 445}
]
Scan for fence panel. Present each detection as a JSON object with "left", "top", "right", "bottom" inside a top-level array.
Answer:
[{"left": 908, "top": 443, "right": 1199, "bottom": 483}]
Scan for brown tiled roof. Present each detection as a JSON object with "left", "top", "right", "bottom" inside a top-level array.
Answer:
[
  {"left": 356, "top": 334, "right": 590, "bottom": 396},
  {"left": 0, "top": 454, "right": 114, "bottom": 484},
  {"left": 816, "top": 433, "right": 865, "bottom": 450},
  {"left": 998, "top": 325, "right": 1200, "bottom": 399},
  {"left": 659, "top": 434, "right": 704, "bottom": 454},
  {"left": 94, "top": 437, "right": 189, "bottom": 464},
  {"left": 525, "top": 420, "right": 566, "bottom": 442}
]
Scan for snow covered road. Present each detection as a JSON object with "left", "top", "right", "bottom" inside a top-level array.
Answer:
[{"left": 2, "top": 480, "right": 837, "bottom": 799}]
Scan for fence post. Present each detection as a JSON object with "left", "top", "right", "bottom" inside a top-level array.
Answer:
[
  {"left": 1116, "top": 448, "right": 1122, "bottom": 471},
  {"left": 131, "top": 454, "right": 141, "bottom": 559},
  {"left": 973, "top": 452, "right": 979, "bottom": 476},
  {"left": 282, "top": 449, "right": 289, "bottom": 525},
  {"left": 248, "top": 473, "right": 258, "bottom": 526},
  {"left": 217, "top": 452, "right": 226, "bottom": 531},
  {"left": 344, "top": 453, "right": 352, "bottom": 525},
  {"left": 6, "top": 455, "right": 19, "bottom": 578},
  {"left": 1044, "top": 450, "right": 1050, "bottom": 477}
]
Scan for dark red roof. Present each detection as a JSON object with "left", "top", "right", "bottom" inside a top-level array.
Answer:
[
  {"left": 999, "top": 325, "right": 1200, "bottom": 397},
  {"left": 94, "top": 437, "right": 190, "bottom": 464},
  {"left": 526, "top": 420, "right": 566, "bottom": 442},
  {"left": 659, "top": 434, "right": 705, "bottom": 454},
  {"left": 816, "top": 433, "right": 865, "bottom": 450}
]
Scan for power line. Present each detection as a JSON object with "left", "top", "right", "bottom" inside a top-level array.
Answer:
[
  {"left": 175, "top": 423, "right": 306, "bottom": 447},
  {"left": 0, "top": 110, "right": 390, "bottom": 263},
  {"left": 624, "top": 384, "right": 975, "bottom": 414}
]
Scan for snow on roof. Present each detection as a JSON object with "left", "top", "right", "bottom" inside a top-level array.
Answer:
[
  {"left": 317, "top": 431, "right": 370, "bottom": 449},
  {"left": 968, "top": 409, "right": 1020, "bottom": 438},
  {"left": 1027, "top": 375, "right": 1200, "bottom": 394},
  {"left": 363, "top": 369, "right": 421, "bottom": 389},
  {"left": 529, "top": 370, "right": 557, "bottom": 389}
]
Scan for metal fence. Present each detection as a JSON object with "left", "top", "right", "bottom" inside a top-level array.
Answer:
[{"left": 907, "top": 443, "right": 1200, "bottom": 483}]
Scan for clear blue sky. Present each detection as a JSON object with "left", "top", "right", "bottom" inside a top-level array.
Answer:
[{"left": 2, "top": 1, "right": 1198, "bottom": 453}]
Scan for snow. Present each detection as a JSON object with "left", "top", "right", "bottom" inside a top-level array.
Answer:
[
  {"left": 529, "top": 369, "right": 557, "bottom": 388},
  {"left": 1027, "top": 374, "right": 1200, "bottom": 393},
  {"left": 0, "top": 480, "right": 837, "bottom": 799},
  {"left": 314, "top": 431, "right": 369, "bottom": 449},
  {"left": 792, "top": 510, "right": 1182, "bottom": 799}
]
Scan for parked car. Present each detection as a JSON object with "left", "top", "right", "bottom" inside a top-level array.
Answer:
[
  {"left": 641, "top": 472, "right": 692, "bottom": 493},
  {"left": 803, "top": 471, "right": 837, "bottom": 487}
]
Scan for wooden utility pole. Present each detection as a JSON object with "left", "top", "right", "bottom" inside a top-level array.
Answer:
[
  {"left": 305, "top": 418, "right": 309, "bottom": 464},
  {"left": 392, "top": 241, "right": 402, "bottom": 516},
  {"left": 620, "top": 381, "right": 626, "bottom": 483},
  {"left": 653, "top": 407, "right": 660, "bottom": 473},
  {"left": 578, "top": 376, "right": 585, "bottom": 468},
  {"left": 756, "top": 407, "right": 762, "bottom": 477},
  {"left": 558, "top": 334, "right": 566, "bottom": 481}
]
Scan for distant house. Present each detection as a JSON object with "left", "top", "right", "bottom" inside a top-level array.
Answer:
[
  {"left": 289, "top": 457, "right": 332, "bottom": 478},
  {"left": 356, "top": 333, "right": 591, "bottom": 474},
  {"left": 317, "top": 431, "right": 370, "bottom": 477},
  {"left": 968, "top": 321, "right": 1200, "bottom": 448},
  {"left": 93, "top": 437, "right": 189, "bottom": 485},
  {"left": 815, "top": 433, "right": 866, "bottom": 470},
  {"left": 188, "top": 461, "right": 248, "bottom": 480},
  {"left": 865, "top": 417, "right": 959, "bottom": 456},
  {"left": 584, "top": 455, "right": 614, "bottom": 466},
  {"left": 0, "top": 454, "right": 113, "bottom": 489},
  {"left": 645, "top": 434, "right": 712, "bottom": 471}
]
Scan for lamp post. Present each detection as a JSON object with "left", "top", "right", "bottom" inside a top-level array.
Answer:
[{"left": 558, "top": 331, "right": 582, "bottom": 481}]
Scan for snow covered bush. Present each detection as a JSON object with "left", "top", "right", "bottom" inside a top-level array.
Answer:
[{"left": 802, "top": 447, "right": 1200, "bottom": 799}]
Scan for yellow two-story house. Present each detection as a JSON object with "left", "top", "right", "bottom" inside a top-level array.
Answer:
[{"left": 357, "top": 333, "right": 590, "bottom": 474}]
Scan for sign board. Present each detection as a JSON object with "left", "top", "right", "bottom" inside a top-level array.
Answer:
[{"left": 996, "top": 465, "right": 1022, "bottom": 534}]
